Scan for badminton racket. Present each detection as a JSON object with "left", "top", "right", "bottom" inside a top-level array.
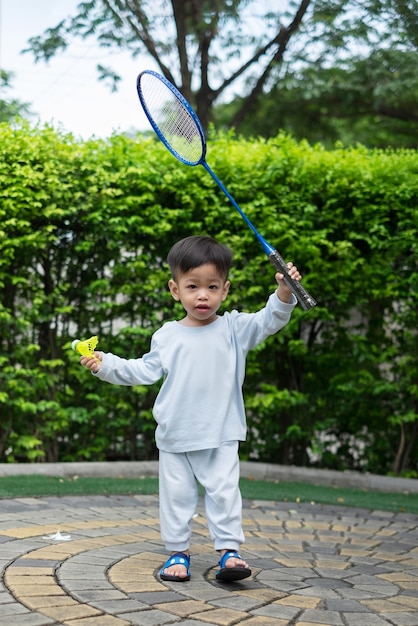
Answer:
[{"left": 136, "top": 70, "right": 316, "bottom": 311}]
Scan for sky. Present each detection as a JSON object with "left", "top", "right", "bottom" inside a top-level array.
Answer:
[{"left": 0, "top": 0, "right": 152, "bottom": 139}]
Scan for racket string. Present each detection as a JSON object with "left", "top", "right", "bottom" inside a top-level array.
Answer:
[{"left": 141, "top": 74, "right": 203, "bottom": 164}]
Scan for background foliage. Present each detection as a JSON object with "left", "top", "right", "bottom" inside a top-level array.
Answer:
[
  {"left": 24, "top": 0, "right": 418, "bottom": 147},
  {"left": 0, "top": 123, "right": 417, "bottom": 475}
]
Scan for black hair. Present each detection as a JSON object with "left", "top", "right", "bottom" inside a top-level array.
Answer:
[{"left": 167, "top": 236, "right": 233, "bottom": 281}]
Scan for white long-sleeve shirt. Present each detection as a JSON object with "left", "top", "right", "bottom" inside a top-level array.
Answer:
[{"left": 96, "top": 292, "right": 296, "bottom": 453}]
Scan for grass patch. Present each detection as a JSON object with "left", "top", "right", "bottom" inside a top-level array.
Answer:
[
  {"left": 0, "top": 474, "right": 416, "bottom": 514},
  {"left": 0, "top": 475, "right": 159, "bottom": 498},
  {"left": 240, "top": 478, "right": 417, "bottom": 514}
]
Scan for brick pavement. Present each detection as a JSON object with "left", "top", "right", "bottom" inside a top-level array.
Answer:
[{"left": 0, "top": 494, "right": 418, "bottom": 626}]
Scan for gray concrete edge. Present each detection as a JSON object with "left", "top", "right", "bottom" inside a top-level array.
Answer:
[{"left": 0, "top": 461, "right": 417, "bottom": 494}]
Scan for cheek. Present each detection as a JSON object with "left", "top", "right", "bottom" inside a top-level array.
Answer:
[{"left": 178, "top": 290, "right": 192, "bottom": 303}]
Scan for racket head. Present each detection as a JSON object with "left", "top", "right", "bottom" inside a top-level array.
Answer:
[{"left": 137, "top": 70, "right": 206, "bottom": 166}]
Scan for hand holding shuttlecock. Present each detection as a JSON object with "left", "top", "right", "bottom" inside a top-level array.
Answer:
[{"left": 71, "top": 336, "right": 99, "bottom": 358}]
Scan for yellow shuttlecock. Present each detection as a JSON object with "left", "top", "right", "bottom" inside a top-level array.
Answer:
[{"left": 71, "top": 336, "right": 99, "bottom": 358}]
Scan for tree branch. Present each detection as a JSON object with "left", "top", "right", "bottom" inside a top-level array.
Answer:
[
  {"left": 104, "top": 0, "right": 176, "bottom": 83},
  {"left": 230, "top": 0, "right": 312, "bottom": 129},
  {"left": 171, "top": 0, "right": 192, "bottom": 98}
]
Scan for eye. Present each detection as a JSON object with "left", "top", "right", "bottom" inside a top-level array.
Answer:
[
  {"left": 187, "top": 284, "right": 197, "bottom": 289},
  {"left": 209, "top": 285, "right": 219, "bottom": 290}
]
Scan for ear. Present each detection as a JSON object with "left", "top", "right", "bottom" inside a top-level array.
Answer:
[
  {"left": 221, "top": 280, "right": 230, "bottom": 301},
  {"left": 168, "top": 279, "right": 180, "bottom": 301}
]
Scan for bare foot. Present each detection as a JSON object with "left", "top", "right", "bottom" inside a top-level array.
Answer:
[
  {"left": 216, "top": 549, "right": 251, "bottom": 581},
  {"left": 219, "top": 549, "right": 250, "bottom": 570},
  {"left": 162, "top": 552, "right": 190, "bottom": 579}
]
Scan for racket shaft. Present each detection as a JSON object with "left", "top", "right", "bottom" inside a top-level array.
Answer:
[
  {"left": 269, "top": 250, "right": 317, "bottom": 311},
  {"left": 203, "top": 163, "right": 273, "bottom": 255},
  {"left": 205, "top": 164, "right": 317, "bottom": 311}
]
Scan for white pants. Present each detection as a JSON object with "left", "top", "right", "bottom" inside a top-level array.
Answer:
[{"left": 158, "top": 441, "right": 245, "bottom": 552}]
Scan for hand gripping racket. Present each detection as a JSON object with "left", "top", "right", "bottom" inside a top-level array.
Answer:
[{"left": 136, "top": 70, "right": 317, "bottom": 311}]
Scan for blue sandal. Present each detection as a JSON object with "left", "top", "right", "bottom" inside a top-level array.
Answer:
[
  {"left": 160, "top": 552, "right": 191, "bottom": 582},
  {"left": 216, "top": 550, "right": 251, "bottom": 581}
]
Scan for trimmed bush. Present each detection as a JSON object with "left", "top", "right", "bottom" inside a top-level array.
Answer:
[{"left": 0, "top": 123, "right": 417, "bottom": 475}]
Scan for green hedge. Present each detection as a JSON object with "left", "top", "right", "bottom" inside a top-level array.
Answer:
[{"left": 0, "top": 122, "right": 417, "bottom": 475}]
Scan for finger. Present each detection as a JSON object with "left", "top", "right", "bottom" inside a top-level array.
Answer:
[
  {"left": 80, "top": 356, "right": 95, "bottom": 369},
  {"left": 276, "top": 268, "right": 302, "bottom": 285}
]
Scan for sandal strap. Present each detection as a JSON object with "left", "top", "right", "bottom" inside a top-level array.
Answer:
[
  {"left": 163, "top": 552, "right": 190, "bottom": 569},
  {"left": 218, "top": 550, "right": 242, "bottom": 569}
]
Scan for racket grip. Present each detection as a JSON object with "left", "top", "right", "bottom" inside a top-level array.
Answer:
[{"left": 268, "top": 250, "right": 317, "bottom": 311}]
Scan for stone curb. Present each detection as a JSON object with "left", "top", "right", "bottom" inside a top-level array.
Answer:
[{"left": 0, "top": 460, "right": 417, "bottom": 493}]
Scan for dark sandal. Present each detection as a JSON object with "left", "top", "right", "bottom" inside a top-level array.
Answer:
[
  {"left": 160, "top": 552, "right": 191, "bottom": 582},
  {"left": 216, "top": 550, "right": 251, "bottom": 581}
]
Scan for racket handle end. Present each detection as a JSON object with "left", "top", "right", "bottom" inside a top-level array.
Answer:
[{"left": 268, "top": 251, "right": 317, "bottom": 311}]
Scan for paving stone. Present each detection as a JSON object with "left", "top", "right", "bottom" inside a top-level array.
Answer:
[
  {"left": 274, "top": 595, "right": 320, "bottom": 609},
  {"left": 12, "top": 559, "right": 59, "bottom": 568},
  {"left": 325, "top": 598, "right": 371, "bottom": 612},
  {"left": 0, "top": 590, "right": 20, "bottom": 604},
  {"left": 65, "top": 616, "right": 131, "bottom": 626},
  {"left": 298, "top": 608, "right": 345, "bottom": 624},
  {"left": 251, "top": 602, "right": 300, "bottom": 620},
  {"left": 294, "top": 587, "right": 342, "bottom": 600},
  {"left": 71, "top": 590, "right": 128, "bottom": 602},
  {"left": 0, "top": 602, "right": 32, "bottom": 616},
  {"left": 238, "top": 619, "right": 288, "bottom": 626},
  {"left": 128, "top": 591, "right": 187, "bottom": 604},
  {"left": 115, "top": 608, "right": 180, "bottom": 625},
  {"left": 0, "top": 615, "right": 57, "bottom": 626},
  {"left": 60, "top": 579, "right": 114, "bottom": 591},
  {"left": 343, "top": 613, "right": 395, "bottom": 625},
  {"left": 189, "top": 606, "right": 250, "bottom": 625},
  {"left": 161, "top": 621, "right": 214, "bottom": 626},
  {"left": 380, "top": 613, "right": 418, "bottom": 626},
  {"left": 154, "top": 599, "right": 214, "bottom": 617},
  {"left": 89, "top": 598, "right": 149, "bottom": 612},
  {"left": 208, "top": 595, "right": 265, "bottom": 611},
  {"left": 41, "top": 603, "right": 102, "bottom": 621}
]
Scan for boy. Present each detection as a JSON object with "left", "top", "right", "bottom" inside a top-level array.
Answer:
[{"left": 80, "top": 235, "right": 301, "bottom": 582}]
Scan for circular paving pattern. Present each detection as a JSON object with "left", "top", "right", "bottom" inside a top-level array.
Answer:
[{"left": 0, "top": 495, "right": 418, "bottom": 625}]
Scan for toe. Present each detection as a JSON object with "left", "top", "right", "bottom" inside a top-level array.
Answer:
[
  {"left": 164, "top": 564, "right": 188, "bottom": 578},
  {"left": 228, "top": 557, "right": 249, "bottom": 569},
  {"left": 220, "top": 552, "right": 249, "bottom": 570}
]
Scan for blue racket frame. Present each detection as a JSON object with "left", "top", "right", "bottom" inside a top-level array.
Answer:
[
  {"left": 137, "top": 70, "right": 317, "bottom": 310},
  {"left": 138, "top": 70, "right": 206, "bottom": 167}
]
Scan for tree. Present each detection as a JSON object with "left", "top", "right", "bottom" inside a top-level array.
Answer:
[
  {"left": 25, "top": 0, "right": 417, "bottom": 137},
  {"left": 0, "top": 70, "right": 32, "bottom": 123},
  {"left": 217, "top": 49, "right": 418, "bottom": 147}
]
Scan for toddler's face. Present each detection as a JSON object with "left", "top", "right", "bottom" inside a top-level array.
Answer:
[{"left": 168, "top": 263, "right": 230, "bottom": 326}]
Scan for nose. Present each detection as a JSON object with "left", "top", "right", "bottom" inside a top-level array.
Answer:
[{"left": 197, "top": 288, "right": 209, "bottom": 300}]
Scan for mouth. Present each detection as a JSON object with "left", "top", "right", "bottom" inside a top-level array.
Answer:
[{"left": 196, "top": 305, "right": 210, "bottom": 311}]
